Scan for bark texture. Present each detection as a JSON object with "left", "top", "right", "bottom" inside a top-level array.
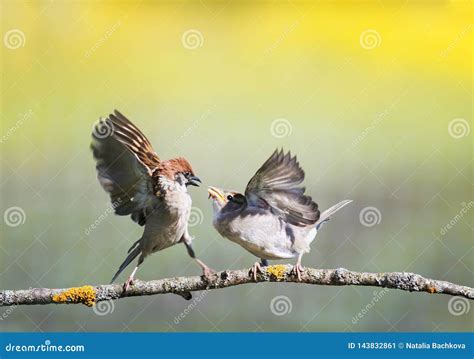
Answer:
[{"left": 1, "top": 265, "right": 472, "bottom": 307}]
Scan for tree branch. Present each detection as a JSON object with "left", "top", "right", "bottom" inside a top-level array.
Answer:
[{"left": 1, "top": 265, "right": 472, "bottom": 307}]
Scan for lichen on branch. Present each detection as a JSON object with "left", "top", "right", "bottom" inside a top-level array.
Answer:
[{"left": 52, "top": 286, "right": 96, "bottom": 307}]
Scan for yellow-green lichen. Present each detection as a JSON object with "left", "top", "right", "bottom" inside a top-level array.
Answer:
[
  {"left": 52, "top": 286, "right": 96, "bottom": 307},
  {"left": 266, "top": 265, "right": 287, "bottom": 280}
]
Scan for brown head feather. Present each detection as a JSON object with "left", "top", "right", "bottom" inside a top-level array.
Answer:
[{"left": 157, "top": 157, "right": 195, "bottom": 179}]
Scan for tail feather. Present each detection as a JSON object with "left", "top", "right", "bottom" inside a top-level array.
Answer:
[
  {"left": 316, "top": 200, "right": 352, "bottom": 230},
  {"left": 127, "top": 239, "right": 141, "bottom": 253},
  {"left": 110, "top": 246, "right": 141, "bottom": 283}
]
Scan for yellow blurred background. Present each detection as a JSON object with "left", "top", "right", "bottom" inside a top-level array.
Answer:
[{"left": 1, "top": 0, "right": 472, "bottom": 331}]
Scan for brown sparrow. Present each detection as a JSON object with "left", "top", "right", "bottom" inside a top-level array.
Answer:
[
  {"left": 91, "top": 110, "right": 214, "bottom": 292},
  {"left": 208, "top": 149, "right": 352, "bottom": 280}
]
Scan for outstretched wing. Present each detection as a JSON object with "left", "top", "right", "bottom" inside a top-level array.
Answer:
[
  {"left": 91, "top": 110, "right": 161, "bottom": 226},
  {"left": 107, "top": 110, "right": 161, "bottom": 174},
  {"left": 245, "top": 149, "right": 320, "bottom": 227}
]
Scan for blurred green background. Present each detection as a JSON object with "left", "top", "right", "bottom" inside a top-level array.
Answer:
[{"left": 1, "top": 0, "right": 472, "bottom": 332}]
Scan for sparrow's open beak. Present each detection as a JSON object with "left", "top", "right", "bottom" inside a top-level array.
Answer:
[
  {"left": 188, "top": 176, "right": 202, "bottom": 187},
  {"left": 208, "top": 186, "right": 225, "bottom": 202}
]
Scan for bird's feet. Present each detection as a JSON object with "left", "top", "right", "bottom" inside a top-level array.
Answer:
[
  {"left": 195, "top": 258, "right": 216, "bottom": 281},
  {"left": 249, "top": 262, "right": 263, "bottom": 281},
  {"left": 291, "top": 263, "right": 304, "bottom": 281},
  {"left": 123, "top": 275, "right": 135, "bottom": 292},
  {"left": 201, "top": 265, "right": 217, "bottom": 281},
  {"left": 291, "top": 254, "right": 304, "bottom": 281},
  {"left": 291, "top": 264, "right": 304, "bottom": 281}
]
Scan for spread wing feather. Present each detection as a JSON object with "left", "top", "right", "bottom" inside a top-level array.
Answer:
[
  {"left": 91, "top": 110, "right": 160, "bottom": 226},
  {"left": 108, "top": 110, "right": 161, "bottom": 173},
  {"left": 245, "top": 149, "right": 320, "bottom": 227}
]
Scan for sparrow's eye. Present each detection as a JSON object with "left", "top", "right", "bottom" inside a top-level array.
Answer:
[{"left": 227, "top": 195, "right": 233, "bottom": 201}]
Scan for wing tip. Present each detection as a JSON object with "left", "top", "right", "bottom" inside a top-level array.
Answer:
[{"left": 114, "top": 109, "right": 125, "bottom": 118}]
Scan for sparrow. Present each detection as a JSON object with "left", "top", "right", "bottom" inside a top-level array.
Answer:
[
  {"left": 208, "top": 149, "right": 352, "bottom": 280},
  {"left": 91, "top": 110, "right": 214, "bottom": 291}
]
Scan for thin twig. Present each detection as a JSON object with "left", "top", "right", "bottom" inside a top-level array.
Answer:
[{"left": 1, "top": 265, "right": 472, "bottom": 307}]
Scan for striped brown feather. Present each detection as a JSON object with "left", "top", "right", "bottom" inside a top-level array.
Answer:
[
  {"left": 107, "top": 110, "right": 161, "bottom": 174},
  {"left": 91, "top": 110, "right": 162, "bottom": 226}
]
